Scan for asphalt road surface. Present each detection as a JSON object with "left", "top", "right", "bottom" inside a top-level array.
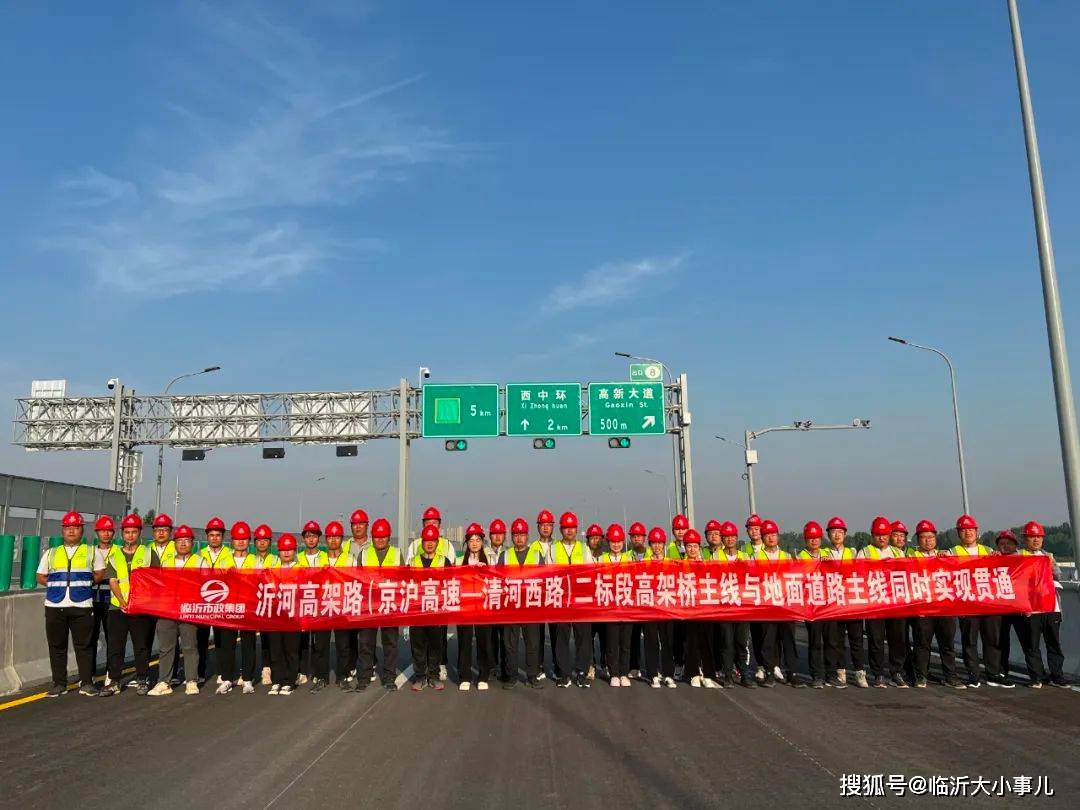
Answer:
[{"left": 2, "top": 632, "right": 1077, "bottom": 809}]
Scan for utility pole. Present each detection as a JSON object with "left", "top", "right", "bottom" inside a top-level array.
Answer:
[
  {"left": 155, "top": 366, "right": 221, "bottom": 514},
  {"left": 398, "top": 378, "right": 411, "bottom": 555}
]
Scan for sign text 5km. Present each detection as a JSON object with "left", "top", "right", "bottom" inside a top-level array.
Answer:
[
  {"left": 588, "top": 382, "right": 665, "bottom": 435},
  {"left": 421, "top": 384, "right": 499, "bottom": 438},
  {"left": 506, "top": 383, "right": 582, "bottom": 436}
]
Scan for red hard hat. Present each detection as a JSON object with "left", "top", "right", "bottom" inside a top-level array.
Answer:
[
  {"left": 230, "top": 521, "right": 252, "bottom": 541},
  {"left": 648, "top": 527, "right": 668, "bottom": 544},
  {"left": 121, "top": 514, "right": 143, "bottom": 530},
  {"left": 371, "top": 519, "right": 392, "bottom": 539},
  {"left": 205, "top": 517, "right": 226, "bottom": 533},
  {"left": 629, "top": 521, "right": 647, "bottom": 536},
  {"left": 62, "top": 511, "right": 84, "bottom": 528},
  {"left": 996, "top": 529, "right": 1017, "bottom": 543},
  {"left": 152, "top": 513, "right": 173, "bottom": 529},
  {"left": 421, "top": 524, "right": 440, "bottom": 542},
  {"left": 803, "top": 521, "right": 823, "bottom": 540},
  {"left": 719, "top": 521, "right": 739, "bottom": 537},
  {"left": 760, "top": 519, "right": 779, "bottom": 535},
  {"left": 173, "top": 525, "right": 194, "bottom": 540},
  {"left": 704, "top": 519, "right": 722, "bottom": 534},
  {"left": 422, "top": 506, "right": 441, "bottom": 522},
  {"left": 511, "top": 518, "right": 529, "bottom": 535},
  {"left": 325, "top": 521, "right": 345, "bottom": 538},
  {"left": 350, "top": 509, "right": 369, "bottom": 525},
  {"left": 915, "top": 519, "right": 937, "bottom": 535},
  {"left": 537, "top": 509, "right": 554, "bottom": 524},
  {"left": 254, "top": 524, "right": 273, "bottom": 540},
  {"left": 891, "top": 520, "right": 909, "bottom": 535},
  {"left": 683, "top": 529, "right": 702, "bottom": 546},
  {"left": 465, "top": 522, "right": 485, "bottom": 538},
  {"left": 277, "top": 533, "right": 297, "bottom": 551},
  {"left": 94, "top": 515, "right": 115, "bottom": 532},
  {"left": 671, "top": 514, "right": 689, "bottom": 531},
  {"left": 489, "top": 519, "right": 507, "bottom": 535},
  {"left": 871, "top": 516, "right": 892, "bottom": 536},
  {"left": 560, "top": 511, "right": 578, "bottom": 529},
  {"left": 1023, "top": 520, "right": 1045, "bottom": 538},
  {"left": 585, "top": 523, "right": 603, "bottom": 538},
  {"left": 826, "top": 516, "right": 847, "bottom": 532},
  {"left": 606, "top": 523, "right": 626, "bottom": 543},
  {"left": 956, "top": 514, "right": 978, "bottom": 531},
  {"left": 746, "top": 514, "right": 763, "bottom": 528},
  {"left": 301, "top": 520, "right": 322, "bottom": 536}
]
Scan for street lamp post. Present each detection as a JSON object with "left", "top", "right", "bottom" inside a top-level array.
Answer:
[
  {"left": 716, "top": 435, "right": 757, "bottom": 516},
  {"left": 155, "top": 366, "right": 221, "bottom": 513},
  {"left": 1007, "top": 0, "right": 1080, "bottom": 570},
  {"left": 889, "top": 337, "right": 970, "bottom": 514}
]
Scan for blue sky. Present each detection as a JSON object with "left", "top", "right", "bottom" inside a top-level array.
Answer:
[{"left": 2, "top": 1, "right": 1079, "bottom": 535}]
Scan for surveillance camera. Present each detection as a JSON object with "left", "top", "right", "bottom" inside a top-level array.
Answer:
[
  {"left": 420, "top": 367, "right": 431, "bottom": 379},
  {"left": 107, "top": 378, "right": 119, "bottom": 390},
  {"left": 862, "top": 419, "right": 871, "bottom": 428}
]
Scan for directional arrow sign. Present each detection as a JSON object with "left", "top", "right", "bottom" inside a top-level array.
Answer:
[
  {"left": 588, "top": 382, "right": 665, "bottom": 435},
  {"left": 421, "top": 384, "right": 499, "bottom": 438},
  {"left": 506, "top": 383, "right": 582, "bottom": 437}
]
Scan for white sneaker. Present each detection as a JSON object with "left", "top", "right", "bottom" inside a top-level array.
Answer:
[
  {"left": 854, "top": 670, "right": 869, "bottom": 689},
  {"left": 628, "top": 669, "right": 641, "bottom": 680},
  {"left": 610, "top": 676, "right": 620, "bottom": 687},
  {"left": 586, "top": 665, "right": 595, "bottom": 681},
  {"left": 459, "top": 681, "right": 471, "bottom": 691},
  {"left": 279, "top": 685, "right": 293, "bottom": 695},
  {"left": 690, "top": 676, "right": 703, "bottom": 688},
  {"left": 773, "top": 666, "right": 785, "bottom": 682},
  {"left": 651, "top": 676, "right": 662, "bottom": 688},
  {"left": 261, "top": 667, "right": 272, "bottom": 686},
  {"left": 268, "top": 684, "right": 281, "bottom": 695},
  {"left": 185, "top": 681, "right": 199, "bottom": 695},
  {"left": 836, "top": 669, "right": 847, "bottom": 686},
  {"left": 439, "top": 664, "right": 448, "bottom": 681},
  {"left": 754, "top": 666, "right": 765, "bottom": 682},
  {"left": 296, "top": 674, "right": 308, "bottom": 685},
  {"left": 104, "top": 674, "right": 112, "bottom": 687},
  {"left": 664, "top": 676, "right": 677, "bottom": 689},
  {"left": 620, "top": 676, "right": 631, "bottom": 688},
  {"left": 477, "top": 681, "right": 489, "bottom": 691},
  {"left": 147, "top": 681, "right": 172, "bottom": 697},
  {"left": 242, "top": 680, "right": 255, "bottom": 695},
  {"left": 371, "top": 674, "right": 377, "bottom": 682},
  {"left": 537, "top": 671, "right": 546, "bottom": 681},
  {"left": 215, "top": 679, "right": 232, "bottom": 695},
  {"left": 349, "top": 668, "right": 357, "bottom": 677},
  {"left": 703, "top": 678, "right": 721, "bottom": 689}
]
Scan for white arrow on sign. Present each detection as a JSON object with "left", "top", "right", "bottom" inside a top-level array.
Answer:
[
  {"left": 521, "top": 418, "right": 529, "bottom": 430},
  {"left": 642, "top": 415, "right": 656, "bottom": 429}
]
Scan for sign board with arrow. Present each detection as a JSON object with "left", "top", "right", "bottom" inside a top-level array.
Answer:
[
  {"left": 588, "top": 382, "right": 666, "bottom": 436},
  {"left": 506, "top": 383, "right": 582, "bottom": 437}
]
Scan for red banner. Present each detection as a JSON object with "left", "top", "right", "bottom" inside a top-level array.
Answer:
[{"left": 127, "top": 556, "right": 1057, "bottom": 631}]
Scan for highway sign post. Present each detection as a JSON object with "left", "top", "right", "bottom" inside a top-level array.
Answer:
[
  {"left": 588, "top": 382, "right": 665, "bottom": 435},
  {"left": 506, "top": 383, "right": 583, "bottom": 437},
  {"left": 629, "top": 362, "right": 663, "bottom": 383},
  {"left": 421, "top": 384, "right": 499, "bottom": 438}
]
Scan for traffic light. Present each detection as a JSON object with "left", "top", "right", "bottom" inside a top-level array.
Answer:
[
  {"left": 181, "top": 449, "right": 207, "bottom": 461},
  {"left": 445, "top": 439, "right": 468, "bottom": 452},
  {"left": 607, "top": 437, "right": 631, "bottom": 449},
  {"left": 335, "top": 445, "right": 358, "bottom": 457},
  {"left": 533, "top": 438, "right": 556, "bottom": 450}
]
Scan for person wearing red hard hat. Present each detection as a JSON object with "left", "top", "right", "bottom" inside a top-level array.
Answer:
[
  {"left": 680, "top": 529, "right": 720, "bottom": 690},
  {"left": 669, "top": 514, "right": 690, "bottom": 560},
  {"left": 887, "top": 520, "right": 916, "bottom": 688},
  {"left": 532, "top": 509, "right": 558, "bottom": 681},
  {"left": 265, "top": 534, "right": 301, "bottom": 696},
  {"left": 455, "top": 524, "right": 493, "bottom": 691},
  {"left": 889, "top": 521, "right": 910, "bottom": 556},
  {"left": 598, "top": 524, "right": 634, "bottom": 687},
  {"left": 100, "top": 514, "right": 154, "bottom": 695},
  {"left": 87, "top": 515, "right": 118, "bottom": 684},
  {"left": 213, "top": 521, "right": 263, "bottom": 695},
  {"left": 741, "top": 514, "right": 765, "bottom": 557},
  {"left": 36, "top": 511, "right": 100, "bottom": 697},
  {"left": 147, "top": 526, "right": 204, "bottom": 698},
  {"left": 355, "top": 518, "right": 402, "bottom": 691},
  {"left": 794, "top": 522, "right": 830, "bottom": 689},
  {"left": 742, "top": 513, "right": 767, "bottom": 682},
  {"left": 751, "top": 520, "right": 800, "bottom": 688},
  {"left": 640, "top": 527, "right": 677, "bottom": 688},
  {"left": 321, "top": 520, "right": 358, "bottom": 690},
  {"left": 343, "top": 508, "right": 370, "bottom": 559},
  {"left": 708, "top": 522, "right": 754, "bottom": 689},
  {"left": 549, "top": 512, "right": 593, "bottom": 689},
  {"left": 819, "top": 516, "right": 864, "bottom": 689},
  {"left": 582, "top": 522, "right": 608, "bottom": 681},
  {"left": 484, "top": 518, "right": 508, "bottom": 683},
  {"left": 498, "top": 518, "right": 545, "bottom": 688},
  {"left": 907, "top": 520, "right": 964, "bottom": 690},
  {"left": 857, "top": 516, "right": 907, "bottom": 689},
  {"left": 1020, "top": 521, "right": 1068, "bottom": 688},
  {"left": 195, "top": 517, "right": 235, "bottom": 689},
  {"left": 948, "top": 514, "right": 1004, "bottom": 688},
  {"left": 408, "top": 524, "right": 452, "bottom": 693},
  {"left": 995, "top": 531, "right": 1035, "bottom": 690},
  {"left": 247, "top": 524, "right": 280, "bottom": 685},
  {"left": 291, "top": 519, "right": 332, "bottom": 692}
]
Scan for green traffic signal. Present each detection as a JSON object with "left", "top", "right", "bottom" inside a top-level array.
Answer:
[
  {"left": 533, "top": 438, "right": 556, "bottom": 450},
  {"left": 444, "top": 439, "right": 469, "bottom": 451},
  {"left": 607, "top": 437, "right": 631, "bottom": 449}
]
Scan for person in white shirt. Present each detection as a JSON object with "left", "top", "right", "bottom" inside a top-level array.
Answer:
[
  {"left": 269, "top": 534, "right": 301, "bottom": 696},
  {"left": 148, "top": 525, "right": 204, "bottom": 697},
  {"left": 456, "top": 525, "right": 492, "bottom": 691},
  {"left": 1021, "top": 521, "right": 1068, "bottom": 687}
]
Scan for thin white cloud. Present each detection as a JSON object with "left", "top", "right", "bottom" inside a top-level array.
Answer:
[
  {"left": 543, "top": 253, "right": 689, "bottom": 314},
  {"left": 50, "top": 4, "right": 452, "bottom": 297}
]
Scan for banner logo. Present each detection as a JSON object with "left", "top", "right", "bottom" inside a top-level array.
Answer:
[{"left": 200, "top": 579, "right": 230, "bottom": 604}]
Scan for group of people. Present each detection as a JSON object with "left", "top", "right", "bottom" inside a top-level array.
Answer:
[{"left": 37, "top": 505, "right": 1069, "bottom": 698}]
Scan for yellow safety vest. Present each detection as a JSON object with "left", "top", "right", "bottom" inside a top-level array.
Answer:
[
  {"left": 297, "top": 549, "right": 329, "bottom": 567},
  {"left": 826, "top": 546, "right": 856, "bottom": 561},
  {"left": 108, "top": 544, "right": 152, "bottom": 607},
  {"left": 199, "top": 546, "right": 235, "bottom": 569},
  {"left": 599, "top": 550, "right": 633, "bottom": 564},
  {"left": 753, "top": 549, "right": 791, "bottom": 561},
  {"left": 360, "top": 545, "right": 401, "bottom": 567},
  {"left": 171, "top": 555, "right": 203, "bottom": 569},
  {"left": 952, "top": 544, "right": 991, "bottom": 557},
  {"left": 551, "top": 540, "right": 587, "bottom": 565},
  {"left": 410, "top": 552, "right": 451, "bottom": 568},
  {"left": 327, "top": 552, "right": 354, "bottom": 568},
  {"left": 860, "top": 545, "right": 902, "bottom": 560},
  {"left": 151, "top": 541, "right": 178, "bottom": 567},
  {"left": 235, "top": 553, "right": 280, "bottom": 569},
  {"left": 501, "top": 544, "right": 544, "bottom": 566},
  {"left": 45, "top": 544, "right": 94, "bottom": 606},
  {"left": 797, "top": 549, "right": 828, "bottom": 561},
  {"left": 708, "top": 548, "right": 748, "bottom": 563}
]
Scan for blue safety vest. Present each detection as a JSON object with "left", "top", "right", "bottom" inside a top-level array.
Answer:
[{"left": 45, "top": 544, "right": 94, "bottom": 607}]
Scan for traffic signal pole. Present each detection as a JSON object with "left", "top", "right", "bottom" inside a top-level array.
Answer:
[{"left": 398, "top": 378, "right": 411, "bottom": 555}]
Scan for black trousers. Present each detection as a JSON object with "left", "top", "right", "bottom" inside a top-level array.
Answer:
[
  {"left": 196, "top": 624, "right": 212, "bottom": 679},
  {"left": 357, "top": 626, "right": 399, "bottom": 684},
  {"left": 762, "top": 622, "right": 798, "bottom": 676},
  {"left": 260, "top": 631, "right": 273, "bottom": 672},
  {"left": 749, "top": 621, "right": 767, "bottom": 668},
  {"left": 824, "top": 619, "right": 865, "bottom": 672},
  {"left": 1032, "top": 612, "right": 1065, "bottom": 680},
  {"left": 89, "top": 600, "right": 109, "bottom": 676},
  {"left": 592, "top": 624, "right": 607, "bottom": 671},
  {"left": 804, "top": 621, "right": 827, "bottom": 680},
  {"left": 216, "top": 629, "right": 258, "bottom": 683},
  {"left": 913, "top": 616, "right": 958, "bottom": 681},
  {"left": 269, "top": 632, "right": 300, "bottom": 686},
  {"left": 999, "top": 613, "right": 1045, "bottom": 681},
  {"left": 457, "top": 625, "right": 493, "bottom": 683},
  {"left": 713, "top": 622, "right": 749, "bottom": 677},
  {"left": 628, "top": 623, "right": 643, "bottom": 672},
  {"left": 672, "top": 620, "right": 686, "bottom": 667},
  {"left": 307, "top": 630, "right": 331, "bottom": 681},
  {"left": 503, "top": 623, "right": 541, "bottom": 681},
  {"left": 866, "top": 619, "right": 907, "bottom": 678},
  {"left": 489, "top": 625, "right": 505, "bottom": 680},
  {"left": 605, "top": 622, "right": 633, "bottom": 678},
  {"left": 959, "top": 615, "right": 1003, "bottom": 680},
  {"left": 45, "top": 606, "right": 94, "bottom": 687},
  {"left": 106, "top": 610, "right": 153, "bottom": 682},
  {"left": 683, "top": 621, "right": 715, "bottom": 679},
  {"left": 643, "top": 621, "right": 675, "bottom": 679},
  {"left": 410, "top": 625, "right": 444, "bottom": 681},
  {"left": 332, "top": 629, "right": 353, "bottom": 682},
  {"left": 554, "top": 622, "right": 592, "bottom": 679}
]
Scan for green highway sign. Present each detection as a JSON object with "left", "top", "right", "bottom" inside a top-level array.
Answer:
[
  {"left": 629, "top": 362, "right": 663, "bottom": 383},
  {"left": 588, "top": 382, "right": 665, "bottom": 435},
  {"left": 421, "top": 384, "right": 499, "bottom": 438},
  {"left": 506, "top": 383, "right": 582, "bottom": 436}
]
